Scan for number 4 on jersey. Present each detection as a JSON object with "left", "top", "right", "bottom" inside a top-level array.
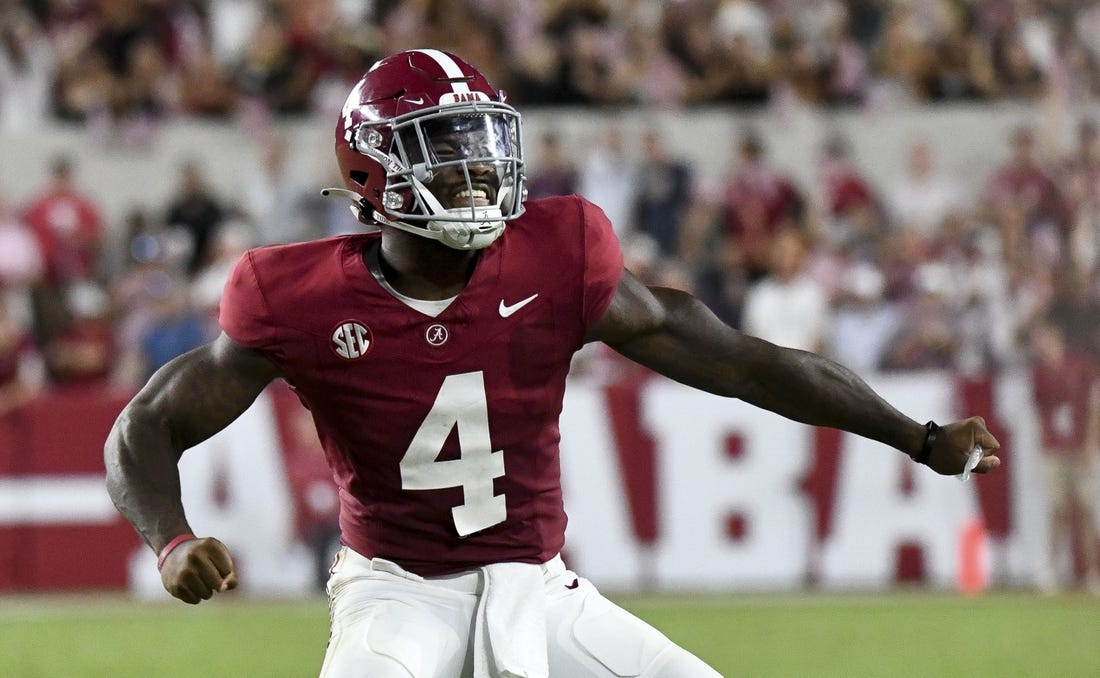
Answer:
[{"left": 399, "top": 371, "right": 506, "bottom": 536}]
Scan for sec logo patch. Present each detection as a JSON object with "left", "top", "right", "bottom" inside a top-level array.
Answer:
[{"left": 331, "top": 321, "right": 373, "bottom": 360}]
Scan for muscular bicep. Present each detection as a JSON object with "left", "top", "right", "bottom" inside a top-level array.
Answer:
[
  {"left": 105, "top": 333, "right": 283, "bottom": 551},
  {"left": 128, "top": 332, "right": 283, "bottom": 453},
  {"left": 585, "top": 268, "right": 668, "bottom": 346},
  {"left": 585, "top": 268, "right": 770, "bottom": 398}
]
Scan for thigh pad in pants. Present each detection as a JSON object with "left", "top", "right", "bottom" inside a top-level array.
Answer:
[
  {"left": 547, "top": 577, "right": 723, "bottom": 678},
  {"left": 323, "top": 574, "right": 468, "bottom": 678}
]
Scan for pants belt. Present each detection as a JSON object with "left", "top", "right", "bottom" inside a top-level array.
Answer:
[{"left": 337, "top": 547, "right": 566, "bottom": 595}]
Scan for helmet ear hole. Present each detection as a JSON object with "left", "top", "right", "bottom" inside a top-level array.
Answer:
[{"left": 349, "top": 170, "right": 369, "bottom": 187}]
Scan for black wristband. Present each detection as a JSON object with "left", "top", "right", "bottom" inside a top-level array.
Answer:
[{"left": 913, "top": 420, "right": 939, "bottom": 465}]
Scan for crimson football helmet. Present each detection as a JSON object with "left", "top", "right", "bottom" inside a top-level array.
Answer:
[{"left": 327, "top": 49, "right": 525, "bottom": 250}]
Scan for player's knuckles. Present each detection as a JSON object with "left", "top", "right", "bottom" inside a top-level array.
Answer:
[
  {"left": 202, "top": 539, "right": 236, "bottom": 570},
  {"left": 208, "top": 544, "right": 233, "bottom": 563},
  {"left": 184, "top": 545, "right": 212, "bottom": 565},
  {"left": 190, "top": 539, "right": 222, "bottom": 556},
  {"left": 197, "top": 538, "right": 224, "bottom": 553},
  {"left": 210, "top": 552, "right": 236, "bottom": 576},
  {"left": 196, "top": 575, "right": 220, "bottom": 596},
  {"left": 181, "top": 570, "right": 213, "bottom": 597},
  {"left": 168, "top": 583, "right": 198, "bottom": 604}
]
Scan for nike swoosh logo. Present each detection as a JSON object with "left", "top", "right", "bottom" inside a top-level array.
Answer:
[
  {"left": 499, "top": 293, "right": 539, "bottom": 317},
  {"left": 405, "top": 96, "right": 424, "bottom": 104}
]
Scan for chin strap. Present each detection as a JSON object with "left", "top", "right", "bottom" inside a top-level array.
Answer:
[
  {"left": 319, "top": 188, "right": 363, "bottom": 202},
  {"left": 320, "top": 188, "right": 370, "bottom": 223}
]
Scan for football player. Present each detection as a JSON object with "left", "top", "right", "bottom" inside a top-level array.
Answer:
[{"left": 105, "top": 49, "right": 1001, "bottom": 677}]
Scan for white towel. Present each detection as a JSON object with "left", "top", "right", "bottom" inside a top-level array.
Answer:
[{"left": 472, "top": 562, "right": 549, "bottom": 678}]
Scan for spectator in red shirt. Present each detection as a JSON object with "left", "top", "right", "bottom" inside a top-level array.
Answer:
[
  {"left": 42, "top": 280, "right": 115, "bottom": 387},
  {"left": 722, "top": 132, "right": 804, "bottom": 281},
  {"left": 817, "top": 135, "right": 881, "bottom": 247},
  {"left": 22, "top": 155, "right": 104, "bottom": 286},
  {"left": 1030, "top": 317, "right": 1100, "bottom": 593},
  {"left": 983, "top": 125, "right": 1065, "bottom": 259},
  {"left": 22, "top": 155, "right": 105, "bottom": 348}
]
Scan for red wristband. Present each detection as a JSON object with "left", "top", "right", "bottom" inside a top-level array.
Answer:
[{"left": 157, "top": 533, "right": 197, "bottom": 571}]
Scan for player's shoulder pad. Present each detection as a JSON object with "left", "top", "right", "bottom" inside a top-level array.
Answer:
[
  {"left": 237, "top": 236, "right": 357, "bottom": 308},
  {"left": 518, "top": 194, "right": 614, "bottom": 243}
]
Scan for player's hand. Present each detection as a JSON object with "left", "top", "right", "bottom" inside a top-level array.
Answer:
[
  {"left": 925, "top": 416, "right": 1001, "bottom": 476},
  {"left": 159, "top": 537, "right": 238, "bottom": 604}
]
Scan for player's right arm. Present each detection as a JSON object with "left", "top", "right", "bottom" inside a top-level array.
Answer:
[{"left": 104, "top": 332, "right": 283, "bottom": 603}]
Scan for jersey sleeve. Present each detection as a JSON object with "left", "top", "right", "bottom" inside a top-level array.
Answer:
[
  {"left": 579, "top": 198, "right": 624, "bottom": 328},
  {"left": 219, "top": 251, "right": 279, "bottom": 353}
]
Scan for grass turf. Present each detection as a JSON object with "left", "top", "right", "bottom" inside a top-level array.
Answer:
[{"left": 1, "top": 592, "right": 1097, "bottom": 677}]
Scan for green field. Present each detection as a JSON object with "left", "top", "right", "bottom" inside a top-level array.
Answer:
[{"left": 2, "top": 592, "right": 1097, "bottom": 677}]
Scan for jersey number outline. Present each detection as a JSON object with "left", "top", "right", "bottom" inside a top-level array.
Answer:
[{"left": 399, "top": 371, "right": 506, "bottom": 536}]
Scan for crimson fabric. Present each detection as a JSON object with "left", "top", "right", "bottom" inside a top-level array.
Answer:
[
  {"left": 1032, "top": 349, "right": 1098, "bottom": 455},
  {"left": 220, "top": 196, "right": 623, "bottom": 576}
]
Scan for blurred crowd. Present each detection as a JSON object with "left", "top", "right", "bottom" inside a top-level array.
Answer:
[
  {"left": 562, "top": 112, "right": 1100, "bottom": 382},
  {"left": 1, "top": 109, "right": 1098, "bottom": 402},
  {"left": 4, "top": 0, "right": 1100, "bottom": 138},
  {"left": 0, "top": 133, "right": 365, "bottom": 409}
]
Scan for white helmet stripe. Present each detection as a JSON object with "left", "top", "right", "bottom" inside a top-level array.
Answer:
[{"left": 412, "top": 48, "right": 472, "bottom": 94}]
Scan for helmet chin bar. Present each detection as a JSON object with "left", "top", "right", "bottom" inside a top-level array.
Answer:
[
  {"left": 320, "top": 185, "right": 508, "bottom": 250},
  {"left": 401, "top": 172, "right": 509, "bottom": 250},
  {"left": 373, "top": 210, "right": 504, "bottom": 250}
]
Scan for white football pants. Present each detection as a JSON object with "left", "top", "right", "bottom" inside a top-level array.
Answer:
[{"left": 318, "top": 547, "right": 723, "bottom": 678}]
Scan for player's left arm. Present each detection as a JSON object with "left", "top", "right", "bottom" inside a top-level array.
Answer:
[{"left": 586, "top": 269, "right": 1001, "bottom": 476}]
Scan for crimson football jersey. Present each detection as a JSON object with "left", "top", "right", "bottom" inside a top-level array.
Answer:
[
  {"left": 1032, "top": 349, "right": 1098, "bottom": 456},
  {"left": 220, "top": 195, "right": 623, "bottom": 575}
]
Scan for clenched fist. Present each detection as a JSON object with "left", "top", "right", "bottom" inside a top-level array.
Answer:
[
  {"left": 159, "top": 536, "right": 239, "bottom": 604},
  {"left": 923, "top": 416, "right": 1002, "bottom": 476}
]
